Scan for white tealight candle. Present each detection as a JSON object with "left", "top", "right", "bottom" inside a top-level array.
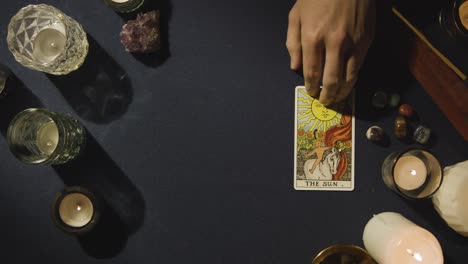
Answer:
[
  {"left": 36, "top": 121, "right": 59, "bottom": 156},
  {"left": 112, "top": 0, "right": 131, "bottom": 3},
  {"left": 32, "top": 27, "right": 66, "bottom": 64},
  {"left": 394, "top": 155, "right": 427, "bottom": 190},
  {"left": 59, "top": 193, "right": 94, "bottom": 228},
  {"left": 363, "top": 212, "right": 443, "bottom": 264}
]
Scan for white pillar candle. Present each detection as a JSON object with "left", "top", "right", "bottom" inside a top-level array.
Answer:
[
  {"left": 36, "top": 121, "right": 59, "bottom": 155},
  {"left": 59, "top": 192, "right": 94, "bottom": 228},
  {"left": 394, "top": 156, "right": 427, "bottom": 190},
  {"left": 32, "top": 27, "right": 66, "bottom": 64},
  {"left": 363, "top": 212, "right": 443, "bottom": 264},
  {"left": 432, "top": 160, "right": 468, "bottom": 236}
]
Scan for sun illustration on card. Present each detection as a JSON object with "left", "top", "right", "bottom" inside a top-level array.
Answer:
[{"left": 296, "top": 89, "right": 343, "bottom": 133}]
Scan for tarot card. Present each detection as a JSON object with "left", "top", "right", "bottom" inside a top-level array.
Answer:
[{"left": 294, "top": 86, "right": 355, "bottom": 191}]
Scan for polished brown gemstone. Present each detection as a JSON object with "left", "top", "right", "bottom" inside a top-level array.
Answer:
[
  {"left": 394, "top": 116, "right": 407, "bottom": 139},
  {"left": 398, "top": 103, "right": 414, "bottom": 117}
]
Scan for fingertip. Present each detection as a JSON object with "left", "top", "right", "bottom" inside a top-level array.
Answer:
[
  {"left": 290, "top": 60, "right": 299, "bottom": 70},
  {"left": 319, "top": 97, "right": 334, "bottom": 106}
]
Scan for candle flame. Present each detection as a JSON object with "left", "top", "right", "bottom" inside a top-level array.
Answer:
[
  {"left": 410, "top": 170, "right": 417, "bottom": 176},
  {"left": 406, "top": 248, "right": 423, "bottom": 262},
  {"left": 76, "top": 205, "right": 82, "bottom": 211}
]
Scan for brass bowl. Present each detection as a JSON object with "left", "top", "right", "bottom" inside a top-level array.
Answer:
[{"left": 312, "top": 245, "right": 377, "bottom": 264}]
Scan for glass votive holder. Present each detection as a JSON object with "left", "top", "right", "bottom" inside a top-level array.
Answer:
[
  {"left": 103, "top": 0, "right": 145, "bottom": 13},
  {"left": 313, "top": 245, "right": 377, "bottom": 264},
  {"left": 0, "top": 64, "right": 10, "bottom": 97},
  {"left": 51, "top": 186, "right": 100, "bottom": 235},
  {"left": 381, "top": 149, "right": 443, "bottom": 199},
  {"left": 7, "top": 108, "right": 86, "bottom": 165},
  {"left": 7, "top": 4, "right": 89, "bottom": 75},
  {"left": 439, "top": 0, "right": 468, "bottom": 44}
]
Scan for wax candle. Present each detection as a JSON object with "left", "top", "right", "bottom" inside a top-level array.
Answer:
[
  {"left": 393, "top": 156, "right": 427, "bottom": 191},
  {"left": 52, "top": 186, "right": 100, "bottom": 234},
  {"left": 363, "top": 212, "right": 444, "bottom": 264},
  {"left": 459, "top": 1, "right": 468, "bottom": 30},
  {"left": 32, "top": 27, "right": 66, "bottom": 64},
  {"left": 36, "top": 121, "right": 59, "bottom": 155},
  {"left": 433, "top": 160, "right": 468, "bottom": 236},
  {"left": 59, "top": 192, "right": 94, "bottom": 227}
]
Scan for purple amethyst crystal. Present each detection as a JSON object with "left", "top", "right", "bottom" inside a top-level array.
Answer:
[{"left": 120, "top": 10, "right": 161, "bottom": 53}]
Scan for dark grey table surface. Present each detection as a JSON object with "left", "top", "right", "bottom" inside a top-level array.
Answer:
[{"left": 0, "top": 0, "right": 467, "bottom": 263}]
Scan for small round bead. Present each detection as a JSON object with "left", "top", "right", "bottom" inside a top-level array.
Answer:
[
  {"left": 372, "top": 91, "right": 388, "bottom": 108},
  {"left": 413, "top": 125, "right": 431, "bottom": 144},
  {"left": 399, "top": 103, "right": 414, "bottom": 117},
  {"left": 388, "top": 93, "right": 400, "bottom": 108},
  {"left": 394, "top": 116, "right": 407, "bottom": 139},
  {"left": 366, "top": 126, "right": 385, "bottom": 142}
]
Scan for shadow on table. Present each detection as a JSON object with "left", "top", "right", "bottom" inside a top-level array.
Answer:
[
  {"left": 119, "top": 0, "right": 173, "bottom": 67},
  {"left": 356, "top": 2, "right": 414, "bottom": 122},
  {"left": 53, "top": 133, "right": 146, "bottom": 259},
  {"left": 404, "top": 198, "right": 468, "bottom": 247},
  {"left": 47, "top": 35, "right": 133, "bottom": 124},
  {"left": 0, "top": 73, "right": 43, "bottom": 136}
]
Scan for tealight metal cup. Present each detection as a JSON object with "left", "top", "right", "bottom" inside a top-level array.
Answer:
[{"left": 51, "top": 186, "right": 100, "bottom": 235}]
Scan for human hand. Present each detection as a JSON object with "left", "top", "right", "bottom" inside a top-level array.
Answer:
[{"left": 287, "top": 0, "right": 375, "bottom": 105}]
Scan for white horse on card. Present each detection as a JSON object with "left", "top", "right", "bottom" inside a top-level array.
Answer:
[{"left": 303, "top": 147, "right": 341, "bottom": 180}]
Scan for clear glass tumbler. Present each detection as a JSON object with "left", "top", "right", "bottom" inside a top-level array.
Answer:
[
  {"left": 7, "top": 108, "right": 86, "bottom": 164},
  {"left": 381, "top": 149, "right": 443, "bottom": 199},
  {"left": 7, "top": 4, "right": 89, "bottom": 75},
  {"left": 439, "top": 0, "right": 468, "bottom": 44},
  {"left": 0, "top": 64, "right": 10, "bottom": 97}
]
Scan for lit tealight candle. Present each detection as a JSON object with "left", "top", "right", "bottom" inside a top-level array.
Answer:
[
  {"left": 382, "top": 149, "right": 442, "bottom": 199},
  {"left": 52, "top": 187, "right": 100, "bottom": 234},
  {"left": 36, "top": 121, "right": 59, "bottom": 155},
  {"left": 59, "top": 192, "right": 94, "bottom": 227},
  {"left": 459, "top": 1, "right": 468, "bottom": 30},
  {"left": 394, "top": 155, "right": 428, "bottom": 191},
  {"left": 363, "top": 212, "right": 444, "bottom": 264},
  {"left": 32, "top": 27, "right": 66, "bottom": 64}
]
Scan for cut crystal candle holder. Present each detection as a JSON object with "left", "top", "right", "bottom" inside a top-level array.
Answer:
[
  {"left": 7, "top": 108, "right": 86, "bottom": 165},
  {"left": 0, "top": 64, "right": 10, "bottom": 97},
  {"left": 7, "top": 4, "right": 89, "bottom": 75}
]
